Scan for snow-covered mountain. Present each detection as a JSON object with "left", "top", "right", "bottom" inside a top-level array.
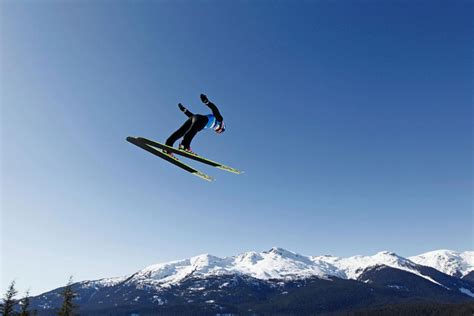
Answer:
[
  {"left": 130, "top": 247, "right": 332, "bottom": 289},
  {"left": 315, "top": 251, "right": 418, "bottom": 278},
  {"left": 109, "top": 247, "right": 474, "bottom": 288},
  {"left": 29, "top": 248, "right": 474, "bottom": 315},
  {"left": 409, "top": 250, "right": 474, "bottom": 278}
]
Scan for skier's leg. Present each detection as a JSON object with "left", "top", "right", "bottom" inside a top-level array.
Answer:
[
  {"left": 166, "top": 118, "right": 192, "bottom": 147},
  {"left": 180, "top": 115, "right": 208, "bottom": 149}
]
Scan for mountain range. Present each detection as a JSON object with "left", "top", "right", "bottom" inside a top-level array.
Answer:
[{"left": 29, "top": 248, "right": 474, "bottom": 315}]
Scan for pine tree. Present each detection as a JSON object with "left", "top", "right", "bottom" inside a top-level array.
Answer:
[
  {"left": 19, "top": 290, "right": 32, "bottom": 316},
  {"left": 0, "top": 280, "right": 18, "bottom": 316},
  {"left": 57, "top": 276, "right": 77, "bottom": 316}
]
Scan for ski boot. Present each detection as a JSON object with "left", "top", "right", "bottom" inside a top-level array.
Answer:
[
  {"left": 162, "top": 149, "right": 178, "bottom": 160},
  {"left": 179, "top": 144, "right": 197, "bottom": 156}
]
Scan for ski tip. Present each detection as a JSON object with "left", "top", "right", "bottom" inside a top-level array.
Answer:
[
  {"left": 217, "top": 166, "right": 244, "bottom": 175},
  {"left": 126, "top": 136, "right": 136, "bottom": 142},
  {"left": 195, "top": 172, "right": 214, "bottom": 182}
]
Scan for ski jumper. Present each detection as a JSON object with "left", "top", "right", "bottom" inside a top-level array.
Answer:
[{"left": 165, "top": 101, "right": 223, "bottom": 149}]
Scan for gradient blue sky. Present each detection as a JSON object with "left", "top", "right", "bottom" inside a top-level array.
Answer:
[{"left": 1, "top": 0, "right": 472, "bottom": 295}]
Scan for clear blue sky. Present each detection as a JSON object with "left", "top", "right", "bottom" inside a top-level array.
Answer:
[{"left": 1, "top": 0, "right": 472, "bottom": 295}]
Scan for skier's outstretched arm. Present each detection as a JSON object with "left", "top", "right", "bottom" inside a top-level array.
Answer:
[
  {"left": 200, "top": 94, "right": 223, "bottom": 122},
  {"left": 178, "top": 103, "right": 193, "bottom": 118}
]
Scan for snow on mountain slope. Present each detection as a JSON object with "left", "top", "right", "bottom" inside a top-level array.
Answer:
[
  {"left": 83, "top": 276, "right": 128, "bottom": 289},
  {"left": 90, "top": 248, "right": 473, "bottom": 291},
  {"left": 232, "top": 248, "right": 335, "bottom": 279},
  {"left": 409, "top": 250, "right": 474, "bottom": 278},
  {"left": 129, "top": 248, "right": 333, "bottom": 288},
  {"left": 312, "top": 251, "right": 446, "bottom": 287},
  {"left": 313, "top": 251, "right": 413, "bottom": 279}
]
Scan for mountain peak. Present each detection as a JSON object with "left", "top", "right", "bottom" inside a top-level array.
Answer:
[
  {"left": 190, "top": 253, "right": 221, "bottom": 267},
  {"left": 376, "top": 250, "right": 397, "bottom": 256},
  {"left": 409, "top": 249, "right": 474, "bottom": 277},
  {"left": 415, "top": 249, "right": 459, "bottom": 257},
  {"left": 373, "top": 251, "right": 407, "bottom": 261},
  {"left": 265, "top": 247, "right": 292, "bottom": 254}
]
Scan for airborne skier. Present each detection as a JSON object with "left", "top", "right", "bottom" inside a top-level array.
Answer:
[
  {"left": 164, "top": 94, "right": 225, "bottom": 156},
  {"left": 127, "top": 93, "right": 239, "bottom": 181}
]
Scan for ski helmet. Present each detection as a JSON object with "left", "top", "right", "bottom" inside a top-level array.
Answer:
[{"left": 215, "top": 121, "right": 226, "bottom": 134}]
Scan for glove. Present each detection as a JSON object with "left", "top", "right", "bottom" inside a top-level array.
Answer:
[
  {"left": 200, "top": 94, "right": 209, "bottom": 104},
  {"left": 178, "top": 103, "right": 186, "bottom": 112}
]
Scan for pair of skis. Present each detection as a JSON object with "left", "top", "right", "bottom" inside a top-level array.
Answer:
[{"left": 126, "top": 137, "right": 242, "bottom": 181}]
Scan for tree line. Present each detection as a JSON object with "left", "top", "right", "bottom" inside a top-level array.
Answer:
[{"left": 0, "top": 277, "right": 77, "bottom": 316}]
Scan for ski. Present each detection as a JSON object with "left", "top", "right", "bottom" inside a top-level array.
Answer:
[
  {"left": 137, "top": 137, "right": 243, "bottom": 175},
  {"left": 126, "top": 137, "right": 213, "bottom": 182}
]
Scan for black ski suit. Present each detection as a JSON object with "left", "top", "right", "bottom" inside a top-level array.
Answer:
[{"left": 165, "top": 101, "right": 223, "bottom": 149}]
